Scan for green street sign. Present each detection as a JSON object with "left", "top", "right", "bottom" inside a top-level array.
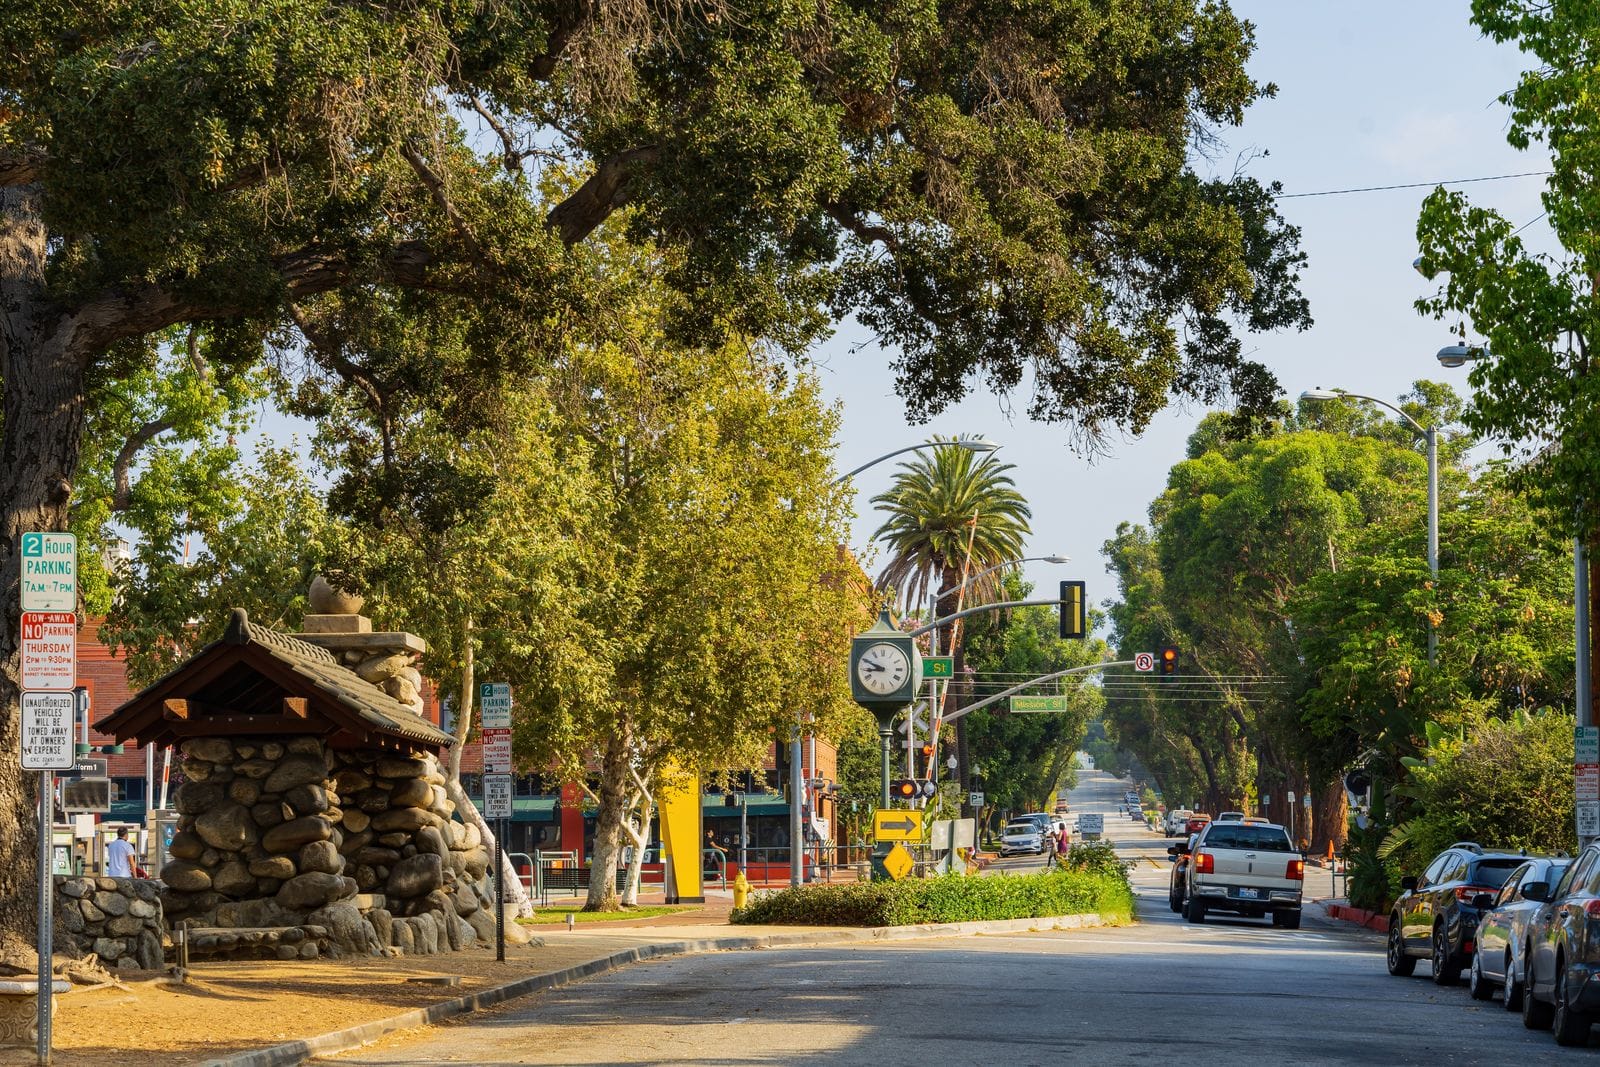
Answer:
[
  {"left": 1010, "top": 695, "right": 1069, "bottom": 713},
  {"left": 924, "top": 656, "right": 954, "bottom": 678}
]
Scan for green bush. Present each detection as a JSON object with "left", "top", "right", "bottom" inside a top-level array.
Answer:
[
  {"left": 1055, "top": 839, "right": 1131, "bottom": 882},
  {"left": 731, "top": 869, "right": 1134, "bottom": 927}
]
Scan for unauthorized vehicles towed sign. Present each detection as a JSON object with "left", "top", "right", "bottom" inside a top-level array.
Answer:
[{"left": 21, "top": 692, "right": 75, "bottom": 770}]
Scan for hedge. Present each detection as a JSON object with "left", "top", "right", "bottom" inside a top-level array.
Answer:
[{"left": 730, "top": 868, "right": 1134, "bottom": 927}]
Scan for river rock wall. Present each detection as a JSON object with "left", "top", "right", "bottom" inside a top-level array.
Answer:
[
  {"left": 54, "top": 876, "right": 164, "bottom": 973},
  {"left": 159, "top": 736, "right": 496, "bottom": 955}
]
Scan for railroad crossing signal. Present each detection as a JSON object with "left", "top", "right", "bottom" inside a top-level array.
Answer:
[
  {"left": 891, "top": 778, "right": 917, "bottom": 801},
  {"left": 1159, "top": 646, "right": 1179, "bottom": 676}
]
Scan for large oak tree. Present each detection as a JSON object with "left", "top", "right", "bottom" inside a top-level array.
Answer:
[{"left": 0, "top": 0, "right": 1306, "bottom": 952}]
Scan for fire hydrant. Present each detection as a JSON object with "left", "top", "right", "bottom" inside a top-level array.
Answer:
[{"left": 733, "top": 870, "right": 750, "bottom": 910}]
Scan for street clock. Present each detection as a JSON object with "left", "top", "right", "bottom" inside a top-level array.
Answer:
[{"left": 850, "top": 609, "right": 923, "bottom": 713}]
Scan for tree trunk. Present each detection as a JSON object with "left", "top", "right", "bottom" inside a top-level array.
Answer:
[
  {"left": 583, "top": 727, "right": 632, "bottom": 911},
  {"left": 1311, "top": 778, "right": 1347, "bottom": 859},
  {"left": 439, "top": 615, "right": 532, "bottom": 916},
  {"left": 0, "top": 183, "right": 91, "bottom": 966},
  {"left": 621, "top": 791, "right": 653, "bottom": 907}
]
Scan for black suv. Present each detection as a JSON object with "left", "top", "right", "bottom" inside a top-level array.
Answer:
[{"left": 1387, "top": 842, "right": 1531, "bottom": 985}]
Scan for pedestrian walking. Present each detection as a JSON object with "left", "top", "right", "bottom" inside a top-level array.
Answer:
[{"left": 106, "top": 827, "right": 136, "bottom": 878}]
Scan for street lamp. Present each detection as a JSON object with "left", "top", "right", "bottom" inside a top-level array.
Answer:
[
  {"left": 833, "top": 436, "right": 1000, "bottom": 485},
  {"left": 1300, "top": 388, "right": 1440, "bottom": 664},
  {"left": 932, "top": 554, "right": 1072, "bottom": 600}
]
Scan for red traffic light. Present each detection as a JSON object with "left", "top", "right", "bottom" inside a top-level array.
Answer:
[{"left": 891, "top": 779, "right": 917, "bottom": 800}]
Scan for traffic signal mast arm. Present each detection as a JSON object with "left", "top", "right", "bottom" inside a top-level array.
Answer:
[
  {"left": 905, "top": 598, "right": 1066, "bottom": 638},
  {"left": 942, "top": 661, "right": 1136, "bottom": 723}
]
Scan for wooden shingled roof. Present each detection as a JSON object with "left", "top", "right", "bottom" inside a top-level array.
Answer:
[{"left": 97, "top": 608, "right": 454, "bottom": 753}]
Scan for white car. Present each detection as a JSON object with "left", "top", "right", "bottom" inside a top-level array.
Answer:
[
  {"left": 999, "top": 819, "right": 1046, "bottom": 856},
  {"left": 1164, "top": 809, "right": 1193, "bottom": 837}
]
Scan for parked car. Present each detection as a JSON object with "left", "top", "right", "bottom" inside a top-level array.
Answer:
[
  {"left": 999, "top": 819, "right": 1046, "bottom": 856},
  {"left": 1184, "top": 814, "right": 1213, "bottom": 836},
  {"left": 1164, "top": 809, "right": 1193, "bottom": 837},
  {"left": 1520, "top": 842, "right": 1600, "bottom": 1045},
  {"left": 1177, "top": 821, "right": 1302, "bottom": 927},
  {"left": 1470, "top": 856, "right": 1571, "bottom": 1008},
  {"left": 1386, "top": 841, "right": 1529, "bottom": 987},
  {"left": 1216, "top": 811, "right": 1246, "bottom": 823},
  {"left": 1169, "top": 832, "right": 1198, "bottom": 912}
]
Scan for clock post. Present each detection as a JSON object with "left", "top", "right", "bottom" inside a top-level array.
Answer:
[{"left": 850, "top": 610, "right": 923, "bottom": 878}]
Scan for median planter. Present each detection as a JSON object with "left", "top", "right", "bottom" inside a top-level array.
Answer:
[{"left": 730, "top": 868, "right": 1133, "bottom": 927}]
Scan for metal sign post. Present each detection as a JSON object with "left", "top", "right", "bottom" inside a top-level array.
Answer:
[
  {"left": 494, "top": 817, "right": 506, "bottom": 963},
  {"left": 36, "top": 769, "right": 52, "bottom": 1064}
]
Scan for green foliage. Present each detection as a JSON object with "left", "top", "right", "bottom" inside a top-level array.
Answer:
[
  {"left": 1413, "top": 5, "right": 1600, "bottom": 544},
  {"left": 731, "top": 869, "right": 1133, "bottom": 927},
  {"left": 960, "top": 573, "right": 1109, "bottom": 813},
  {"left": 1055, "top": 839, "right": 1131, "bottom": 884},
  {"left": 97, "top": 445, "right": 333, "bottom": 685},
  {"left": 1379, "top": 710, "right": 1576, "bottom": 879}
]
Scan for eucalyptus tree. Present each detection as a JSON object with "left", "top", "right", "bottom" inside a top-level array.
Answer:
[{"left": 0, "top": 0, "right": 1308, "bottom": 953}]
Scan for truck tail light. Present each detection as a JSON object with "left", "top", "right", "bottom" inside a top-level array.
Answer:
[
  {"left": 1286, "top": 859, "right": 1304, "bottom": 881},
  {"left": 1195, "top": 852, "right": 1214, "bottom": 874}
]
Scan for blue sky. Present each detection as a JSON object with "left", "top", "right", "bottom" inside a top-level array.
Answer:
[{"left": 824, "top": 2, "right": 1554, "bottom": 615}]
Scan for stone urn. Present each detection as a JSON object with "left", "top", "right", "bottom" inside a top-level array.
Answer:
[{"left": 309, "top": 575, "right": 365, "bottom": 615}]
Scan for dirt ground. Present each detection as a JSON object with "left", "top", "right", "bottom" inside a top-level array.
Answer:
[{"left": 0, "top": 901, "right": 730, "bottom": 1067}]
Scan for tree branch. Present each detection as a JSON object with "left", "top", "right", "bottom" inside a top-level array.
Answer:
[
  {"left": 825, "top": 203, "right": 900, "bottom": 251},
  {"left": 469, "top": 97, "right": 526, "bottom": 175},
  {"left": 110, "top": 415, "right": 178, "bottom": 512},
  {"left": 399, "top": 141, "right": 488, "bottom": 262},
  {"left": 546, "top": 146, "right": 659, "bottom": 245},
  {"left": 0, "top": 146, "right": 46, "bottom": 187}
]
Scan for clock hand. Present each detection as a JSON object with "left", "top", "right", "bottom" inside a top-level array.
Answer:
[{"left": 862, "top": 661, "right": 884, "bottom": 672}]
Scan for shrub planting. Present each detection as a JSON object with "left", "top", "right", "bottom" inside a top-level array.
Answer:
[{"left": 731, "top": 868, "right": 1133, "bottom": 927}]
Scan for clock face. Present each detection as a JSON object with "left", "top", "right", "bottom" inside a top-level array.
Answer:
[{"left": 857, "top": 642, "right": 911, "bottom": 696}]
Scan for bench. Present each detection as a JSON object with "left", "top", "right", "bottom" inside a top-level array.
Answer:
[{"left": 540, "top": 867, "right": 629, "bottom": 894}]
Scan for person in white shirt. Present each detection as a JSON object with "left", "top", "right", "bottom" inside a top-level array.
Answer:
[{"left": 106, "top": 827, "right": 136, "bottom": 878}]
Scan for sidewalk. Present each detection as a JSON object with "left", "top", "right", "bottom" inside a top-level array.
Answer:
[{"left": 5, "top": 886, "right": 1120, "bottom": 1067}]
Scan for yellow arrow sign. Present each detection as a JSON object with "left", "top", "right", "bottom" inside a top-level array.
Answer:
[
  {"left": 874, "top": 809, "right": 923, "bottom": 842},
  {"left": 883, "top": 843, "right": 915, "bottom": 881}
]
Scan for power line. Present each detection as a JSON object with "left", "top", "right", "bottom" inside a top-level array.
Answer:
[{"left": 1278, "top": 169, "right": 1551, "bottom": 199}]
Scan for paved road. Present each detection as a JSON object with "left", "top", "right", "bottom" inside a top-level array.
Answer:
[{"left": 327, "top": 770, "right": 1562, "bottom": 1065}]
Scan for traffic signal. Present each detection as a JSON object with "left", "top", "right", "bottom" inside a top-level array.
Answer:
[
  {"left": 891, "top": 778, "right": 918, "bottom": 801},
  {"left": 1159, "top": 646, "right": 1178, "bottom": 676},
  {"left": 920, "top": 780, "right": 937, "bottom": 799},
  {"left": 1059, "top": 580, "right": 1087, "bottom": 640},
  {"left": 1344, "top": 767, "right": 1372, "bottom": 795}
]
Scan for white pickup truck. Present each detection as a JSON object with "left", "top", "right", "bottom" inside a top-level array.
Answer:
[
  {"left": 1174, "top": 820, "right": 1303, "bottom": 929},
  {"left": 1163, "top": 809, "right": 1193, "bottom": 837}
]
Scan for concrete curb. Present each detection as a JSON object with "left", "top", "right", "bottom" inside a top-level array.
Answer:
[
  {"left": 1323, "top": 902, "right": 1389, "bottom": 933},
  {"left": 201, "top": 911, "right": 1125, "bottom": 1067}
]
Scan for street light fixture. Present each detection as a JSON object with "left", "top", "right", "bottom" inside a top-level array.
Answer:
[
  {"left": 1437, "top": 343, "right": 1492, "bottom": 368},
  {"left": 1300, "top": 388, "right": 1440, "bottom": 665}
]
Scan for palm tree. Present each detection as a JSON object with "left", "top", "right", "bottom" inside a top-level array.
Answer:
[
  {"left": 872, "top": 438, "right": 1032, "bottom": 619},
  {"left": 871, "top": 439, "right": 1032, "bottom": 803}
]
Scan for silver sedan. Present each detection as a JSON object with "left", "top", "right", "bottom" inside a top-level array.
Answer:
[{"left": 1470, "top": 856, "right": 1571, "bottom": 1009}]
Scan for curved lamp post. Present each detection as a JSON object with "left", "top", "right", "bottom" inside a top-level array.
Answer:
[
  {"left": 1301, "top": 388, "right": 1439, "bottom": 665},
  {"left": 832, "top": 436, "right": 1000, "bottom": 485}
]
